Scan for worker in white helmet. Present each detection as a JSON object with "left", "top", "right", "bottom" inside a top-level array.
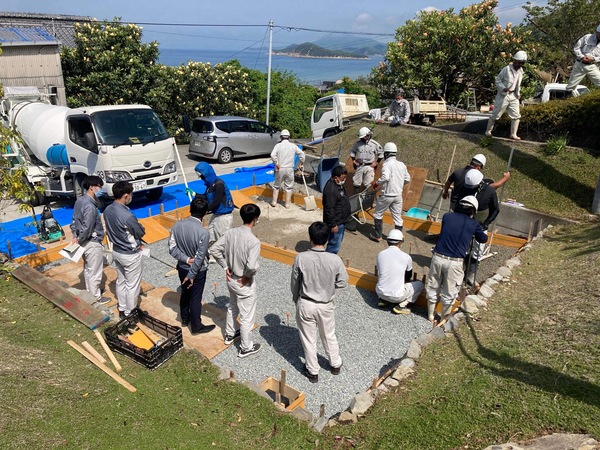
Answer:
[
  {"left": 370, "top": 142, "right": 410, "bottom": 242},
  {"left": 565, "top": 24, "right": 600, "bottom": 95},
  {"left": 485, "top": 51, "right": 527, "bottom": 140},
  {"left": 425, "top": 195, "right": 487, "bottom": 324},
  {"left": 349, "top": 127, "right": 383, "bottom": 193},
  {"left": 442, "top": 154, "right": 510, "bottom": 211},
  {"left": 270, "top": 129, "right": 305, "bottom": 208}
]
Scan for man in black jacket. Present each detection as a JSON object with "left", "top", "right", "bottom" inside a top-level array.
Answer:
[{"left": 322, "top": 166, "right": 351, "bottom": 254}]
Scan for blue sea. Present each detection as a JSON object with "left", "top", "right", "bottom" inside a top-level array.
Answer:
[{"left": 158, "top": 48, "right": 382, "bottom": 86}]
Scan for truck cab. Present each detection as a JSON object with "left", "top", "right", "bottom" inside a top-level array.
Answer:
[
  {"left": 524, "top": 83, "right": 589, "bottom": 104},
  {"left": 311, "top": 93, "right": 370, "bottom": 140}
]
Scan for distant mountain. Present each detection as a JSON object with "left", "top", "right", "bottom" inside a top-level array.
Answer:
[
  {"left": 273, "top": 42, "right": 368, "bottom": 59},
  {"left": 311, "top": 34, "right": 388, "bottom": 56}
]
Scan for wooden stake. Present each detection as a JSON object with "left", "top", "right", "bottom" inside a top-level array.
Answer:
[
  {"left": 160, "top": 203, "right": 164, "bottom": 215},
  {"left": 229, "top": 370, "right": 235, "bottom": 381},
  {"left": 136, "top": 322, "right": 162, "bottom": 345},
  {"left": 148, "top": 207, "right": 152, "bottom": 217},
  {"left": 67, "top": 340, "right": 136, "bottom": 392},
  {"left": 345, "top": 259, "right": 350, "bottom": 268},
  {"left": 6, "top": 240, "right": 12, "bottom": 261},
  {"left": 82, "top": 341, "right": 107, "bottom": 364},
  {"left": 93, "top": 329, "right": 122, "bottom": 373}
]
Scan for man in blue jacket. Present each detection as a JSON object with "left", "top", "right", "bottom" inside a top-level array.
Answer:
[{"left": 194, "top": 162, "right": 234, "bottom": 245}]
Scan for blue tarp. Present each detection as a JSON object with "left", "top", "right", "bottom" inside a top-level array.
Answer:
[{"left": 0, "top": 164, "right": 276, "bottom": 259}]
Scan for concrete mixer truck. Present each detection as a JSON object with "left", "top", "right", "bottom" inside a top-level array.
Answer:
[{"left": 0, "top": 87, "right": 178, "bottom": 206}]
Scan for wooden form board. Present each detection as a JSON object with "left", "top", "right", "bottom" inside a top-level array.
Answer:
[
  {"left": 403, "top": 166, "right": 428, "bottom": 211},
  {"left": 231, "top": 190, "right": 256, "bottom": 208},
  {"left": 12, "top": 265, "right": 109, "bottom": 330},
  {"left": 138, "top": 217, "right": 171, "bottom": 243}
]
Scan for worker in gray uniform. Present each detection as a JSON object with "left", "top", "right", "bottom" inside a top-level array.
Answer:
[
  {"left": 350, "top": 127, "right": 383, "bottom": 192},
  {"left": 210, "top": 203, "right": 262, "bottom": 358},
  {"left": 566, "top": 24, "right": 600, "bottom": 94},
  {"left": 270, "top": 129, "right": 305, "bottom": 208},
  {"left": 103, "top": 181, "right": 146, "bottom": 318},
  {"left": 168, "top": 195, "right": 216, "bottom": 335},
  {"left": 70, "top": 175, "right": 109, "bottom": 305},
  {"left": 291, "top": 221, "right": 348, "bottom": 383}
]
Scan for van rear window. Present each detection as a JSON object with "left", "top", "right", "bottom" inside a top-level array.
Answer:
[{"left": 192, "top": 120, "right": 213, "bottom": 133}]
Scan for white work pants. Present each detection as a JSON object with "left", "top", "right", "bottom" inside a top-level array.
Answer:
[
  {"left": 273, "top": 167, "right": 295, "bottom": 192},
  {"left": 226, "top": 275, "right": 257, "bottom": 352},
  {"left": 373, "top": 194, "right": 403, "bottom": 227},
  {"left": 566, "top": 61, "right": 600, "bottom": 90},
  {"left": 208, "top": 213, "right": 233, "bottom": 244},
  {"left": 490, "top": 92, "right": 521, "bottom": 121},
  {"left": 353, "top": 165, "right": 376, "bottom": 188},
  {"left": 378, "top": 280, "right": 424, "bottom": 305},
  {"left": 426, "top": 254, "right": 464, "bottom": 309},
  {"left": 296, "top": 298, "right": 341, "bottom": 376},
  {"left": 112, "top": 251, "right": 143, "bottom": 315},
  {"left": 81, "top": 240, "right": 104, "bottom": 301}
]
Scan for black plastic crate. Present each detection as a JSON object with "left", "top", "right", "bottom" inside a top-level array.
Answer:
[{"left": 104, "top": 308, "right": 183, "bottom": 370}]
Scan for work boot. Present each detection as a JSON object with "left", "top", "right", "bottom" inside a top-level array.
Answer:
[
  {"left": 485, "top": 118, "right": 494, "bottom": 137},
  {"left": 369, "top": 218, "right": 383, "bottom": 242},
  {"left": 427, "top": 299, "right": 437, "bottom": 323},
  {"left": 284, "top": 191, "right": 293, "bottom": 209},
  {"left": 510, "top": 119, "right": 521, "bottom": 140},
  {"left": 466, "top": 261, "right": 479, "bottom": 286},
  {"left": 395, "top": 225, "right": 403, "bottom": 231},
  {"left": 270, "top": 188, "right": 279, "bottom": 207}
]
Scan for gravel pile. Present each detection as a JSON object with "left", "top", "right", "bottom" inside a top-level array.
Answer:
[{"left": 145, "top": 239, "right": 431, "bottom": 417}]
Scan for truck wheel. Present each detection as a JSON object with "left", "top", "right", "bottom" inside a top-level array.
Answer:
[
  {"left": 21, "top": 176, "right": 44, "bottom": 207},
  {"left": 145, "top": 187, "right": 163, "bottom": 201},
  {"left": 323, "top": 130, "right": 338, "bottom": 139},
  {"left": 217, "top": 147, "right": 233, "bottom": 164}
]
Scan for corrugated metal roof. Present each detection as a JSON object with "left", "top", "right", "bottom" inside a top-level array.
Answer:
[
  {"left": 0, "top": 26, "right": 58, "bottom": 44},
  {"left": 0, "top": 12, "right": 92, "bottom": 48}
]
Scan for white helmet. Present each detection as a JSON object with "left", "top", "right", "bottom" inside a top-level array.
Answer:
[
  {"left": 513, "top": 51, "right": 527, "bottom": 62},
  {"left": 383, "top": 142, "right": 397, "bottom": 154},
  {"left": 465, "top": 169, "right": 484, "bottom": 188},
  {"left": 358, "top": 127, "right": 372, "bottom": 139},
  {"left": 280, "top": 129, "right": 290, "bottom": 138},
  {"left": 472, "top": 154, "right": 486, "bottom": 167},
  {"left": 459, "top": 195, "right": 479, "bottom": 211},
  {"left": 387, "top": 229, "right": 404, "bottom": 243}
]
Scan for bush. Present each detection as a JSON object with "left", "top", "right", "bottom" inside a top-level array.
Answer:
[{"left": 542, "top": 132, "right": 569, "bottom": 156}]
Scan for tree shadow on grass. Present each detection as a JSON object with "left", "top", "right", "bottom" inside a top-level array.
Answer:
[
  {"left": 453, "top": 316, "right": 600, "bottom": 409},
  {"left": 542, "top": 220, "right": 600, "bottom": 257}
]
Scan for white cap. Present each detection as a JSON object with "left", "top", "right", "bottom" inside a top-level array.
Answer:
[
  {"left": 280, "top": 129, "right": 290, "bottom": 137},
  {"left": 471, "top": 153, "right": 486, "bottom": 167},
  {"left": 460, "top": 195, "right": 479, "bottom": 211},
  {"left": 358, "top": 127, "right": 372, "bottom": 139},
  {"left": 387, "top": 229, "right": 404, "bottom": 242},
  {"left": 513, "top": 50, "right": 527, "bottom": 62},
  {"left": 465, "top": 169, "right": 484, "bottom": 187},
  {"left": 383, "top": 142, "right": 397, "bottom": 154}
]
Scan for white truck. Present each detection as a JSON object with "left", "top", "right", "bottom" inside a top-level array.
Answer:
[
  {"left": 524, "top": 83, "right": 589, "bottom": 104},
  {"left": 310, "top": 93, "right": 370, "bottom": 140},
  {"left": 1, "top": 87, "right": 178, "bottom": 205}
]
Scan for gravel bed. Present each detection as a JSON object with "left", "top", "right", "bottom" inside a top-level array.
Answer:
[{"left": 145, "top": 239, "right": 432, "bottom": 417}]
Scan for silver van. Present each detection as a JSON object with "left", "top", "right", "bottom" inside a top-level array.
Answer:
[{"left": 188, "top": 116, "right": 280, "bottom": 163}]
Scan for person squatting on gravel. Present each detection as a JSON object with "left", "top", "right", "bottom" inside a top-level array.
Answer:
[
  {"left": 210, "top": 204, "right": 262, "bottom": 358},
  {"left": 322, "top": 166, "right": 351, "bottom": 254},
  {"left": 103, "top": 181, "right": 146, "bottom": 319},
  {"left": 291, "top": 221, "right": 349, "bottom": 383},
  {"left": 168, "top": 195, "right": 216, "bottom": 335},
  {"left": 270, "top": 129, "right": 305, "bottom": 208},
  {"left": 375, "top": 229, "right": 424, "bottom": 315},
  {"left": 194, "top": 162, "right": 235, "bottom": 245},
  {"left": 425, "top": 195, "right": 487, "bottom": 324},
  {"left": 349, "top": 127, "right": 383, "bottom": 193},
  {"left": 370, "top": 142, "right": 411, "bottom": 242},
  {"left": 70, "top": 175, "right": 109, "bottom": 306}
]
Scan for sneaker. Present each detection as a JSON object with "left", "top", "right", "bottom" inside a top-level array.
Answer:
[
  {"left": 190, "top": 324, "right": 216, "bottom": 335},
  {"left": 224, "top": 330, "right": 241, "bottom": 345},
  {"left": 303, "top": 364, "right": 318, "bottom": 383},
  {"left": 118, "top": 311, "right": 128, "bottom": 320},
  {"left": 238, "top": 343, "right": 261, "bottom": 358},
  {"left": 331, "top": 363, "right": 342, "bottom": 375},
  {"left": 95, "top": 296, "right": 111, "bottom": 305},
  {"left": 377, "top": 298, "right": 391, "bottom": 308},
  {"left": 392, "top": 305, "right": 411, "bottom": 315}
]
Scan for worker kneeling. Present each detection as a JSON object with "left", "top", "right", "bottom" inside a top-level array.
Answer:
[{"left": 375, "top": 229, "right": 424, "bottom": 314}]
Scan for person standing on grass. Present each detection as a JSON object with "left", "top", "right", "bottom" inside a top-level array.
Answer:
[
  {"left": 376, "top": 229, "right": 424, "bottom": 314},
  {"left": 565, "top": 24, "right": 600, "bottom": 95},
  {"left": 322, "top": 166, "right": 351, "bottom": 254},
  {"left": 103, "top": 181, "right": 146, "bottom": 319},
  {"left": 210, "top": 203, "right": 262, "bottom": 358},
  {"left": 168, "top": 195, "right": 216, "bottom": 335},
  {"left": 270, "top": 129, "right": 305, "bottom": 208},
  {"left": 70, "top": 175, "right": 109, "bottom": 306},
  {"left": 291, "top": 221, "right": 348, "bottom": 383}
]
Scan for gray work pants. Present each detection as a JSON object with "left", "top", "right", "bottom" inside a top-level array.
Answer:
[
  {"left": 426, "top": 253, "right": 464, "bottom": 308},
  {"left": 296, "top": 298, "right": 342, "bottom": 376},
  {"left": 208, "top": 213, "right": 233, "bottom": 244},
  {"left": 226, "top": 274, "right": 257, "bottom": 352},
  {"left": 81, "top": 240, "right": 104, "bottom": 301},
  {"left": 112, "top": 251, "right": 143, "bottom": 316}
]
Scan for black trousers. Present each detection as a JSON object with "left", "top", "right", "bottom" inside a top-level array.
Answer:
[{"left": 178, "top": 266, "right": 207, "bottom": 332}]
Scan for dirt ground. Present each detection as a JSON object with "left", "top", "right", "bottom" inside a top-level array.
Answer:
[{"left": 227, "top": 193, "right": 517, "bottom": 285}]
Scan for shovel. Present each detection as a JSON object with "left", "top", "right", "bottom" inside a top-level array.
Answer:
[{"left": 301, "top": 172, "right": 316, "bottom": 211}]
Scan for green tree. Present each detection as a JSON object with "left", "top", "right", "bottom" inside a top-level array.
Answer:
[
  {"left": 371, "top": 0, "right": 534, "bottom": 105},
  {"left": 522, "top": 0, "right": 600, "bottom": 82}
]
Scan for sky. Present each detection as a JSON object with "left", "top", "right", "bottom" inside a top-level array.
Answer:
[{"left": 2, "top": 0, "right": 541, "bottom": 51}]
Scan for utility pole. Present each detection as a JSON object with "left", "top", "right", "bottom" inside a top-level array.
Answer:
[{"left": 266, "top": 20, "right": 273, "bottom": 125}]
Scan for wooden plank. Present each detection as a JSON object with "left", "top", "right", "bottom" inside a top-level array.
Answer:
[
  {"left": 231, "top": 190, "right": 256, "bottom": 208},
  {"left": 403, "top": 166, "right": 428, "bottom": 211},
  {"left": 67, "top": 340, "right": 136, "bottom": 393},
  {"left": 94, "top": 329, "right": 123, "bottom": 373},
  {"left": 12, "top": 265, "right": 109, "bottom": 330},
  {"left": 136, "top": 322, "right": 162, "bottom": 345},
  {"left": 138, "top": 217, "right": 171, "bottom": 243},
  {"left": 81, "top": 341, "right": 107, "bottom": 364}
]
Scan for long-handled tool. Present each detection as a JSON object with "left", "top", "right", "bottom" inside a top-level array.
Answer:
[
  {"left": 301, "top": 172, "right": 316, "bottom": 211},
  {"left": 172, "top": 138, "right": 192, "bottom": 202},
  {"left": 433, "top": 145, "right": 457, "bottom": 221}
]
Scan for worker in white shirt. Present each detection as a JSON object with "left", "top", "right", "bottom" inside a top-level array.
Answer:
[
  {"left": 566, "top": 24, "right": 600, "bottom": 94},
  {"left": 270, "top": 129, "right": 305, "bottom": 208}
]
